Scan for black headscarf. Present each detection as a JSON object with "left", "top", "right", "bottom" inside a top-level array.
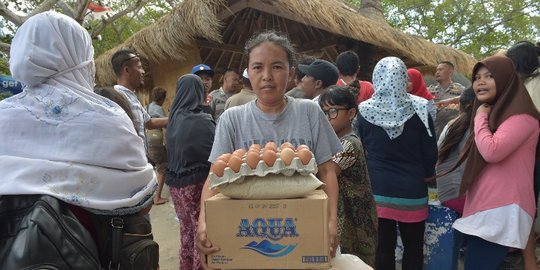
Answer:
[{"left": 166, "top": 74, "right": 216, "bottom": 187}]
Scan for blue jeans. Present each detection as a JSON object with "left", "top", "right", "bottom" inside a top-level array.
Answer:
[
  {"left": 464, "top": 234, "right": 508, "bottom": 270},
  {"left": 451, "top": 229, "right": 465, "bottom": 270}
]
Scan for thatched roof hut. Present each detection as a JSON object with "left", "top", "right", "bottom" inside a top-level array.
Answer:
[{"left": 95, "top": 0, "right": 476, "bottom": 106}]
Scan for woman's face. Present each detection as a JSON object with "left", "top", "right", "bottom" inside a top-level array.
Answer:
[
  {"left": 406, "top": 80, "right": 413, "bottom": 93},
  {"left": 248, "top": 42, "right": 293, "bottom": 106},
  {"left": 473, "top": 66, "right": 497, "bottom": 104}
]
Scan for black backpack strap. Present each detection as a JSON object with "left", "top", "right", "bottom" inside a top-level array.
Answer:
[{"left": 109, "top": 217, "right": 124, "bottom": 270}]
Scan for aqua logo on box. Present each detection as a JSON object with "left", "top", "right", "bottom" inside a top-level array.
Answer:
[{"left": 237, "top": 218, "right": 298, "bottom": 257}]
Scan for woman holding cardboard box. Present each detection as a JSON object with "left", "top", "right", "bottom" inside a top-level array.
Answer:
[{"left": 196, "top": 31, "right": 343, "bottom": 269}]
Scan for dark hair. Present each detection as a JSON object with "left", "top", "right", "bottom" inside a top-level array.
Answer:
[
  {"left": 439, "top": 61, "right": 455, "bottom": 70},
  {"left": 111, "top": 49, "right": 139, "bottom": 77},
  {"left": 318, "top": 85, "right": 358, "bottom": 114},
  {"left": 220, "top": 68, "right": 238, "bottom": 84},
  {"left": 295, "top": 55, "right": 316, "bottom": 81},
  {"left": 242, "top": 77, "right": 252, "bottom": 89},
  {"left": 152, "top": 87, "right": 167, "bottom": 102},
  {"left": 506, "top": 41, "right": 540, "bottom": 80},
  {"left": 245, "top": 31, "right": 296, "bottom": 67},
  {"left": 438, "top": 86, "right": 475, "bottom": 162},
  {"left": 336, "top": 51, "right": 360, "bottom": 76},
  {"left": 94, "top": 86, "right": 136, "bottom": 126}
]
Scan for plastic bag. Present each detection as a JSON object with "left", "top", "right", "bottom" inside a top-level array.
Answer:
[
  {"left": 330, "top": 246, "right": 373, "bottom": 270},
  {"left": 217, "top": 173, "right": 323, "bottom": 199}
]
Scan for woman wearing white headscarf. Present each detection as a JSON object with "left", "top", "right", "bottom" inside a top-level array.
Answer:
[
  {"left": 355, "top": 57, "right": 437, "bottom": 270},
  {"left": 0, "top": 11, "right": 156, "bottom": 215}
]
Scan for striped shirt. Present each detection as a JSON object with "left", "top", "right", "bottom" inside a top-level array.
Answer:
[{"left": 114, "top": 85, "right": 151, "bottom": 150}]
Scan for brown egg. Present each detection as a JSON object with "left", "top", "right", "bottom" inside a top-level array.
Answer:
[
  {"left": 246, "top": 150, "right": 260, "bottom": 169},
  {"left": 264, "top": 141, "right": 277, "bottom": 152},
  {"left": 296, "top": 144, "right": 310, "bottom": 151},
  {"left": 280, "top": 147, "right": 295, "bottom": 166},
  {"left": 297, "top": 148, "right": 313, "bottom": 165},
  {"left": 262, "top": 149, "right": 278, "bottom": 167},
  {"left": 217, "top": 153, "right": 232, "bottom": 163},
  {"left": 280, "top": 142, "right": 295, "bottom": 150},
  {"left": 249, "top": 144, "right": 262, "bottom": 152},
  {"left": 233, "top": 148, "right": 246, "bottom": 158},
  {"left": 212, "top": 160, "right": 227, "bottom": 177},
  {"left": 228, "top": 155, "right": 243, "bottom": 173}
]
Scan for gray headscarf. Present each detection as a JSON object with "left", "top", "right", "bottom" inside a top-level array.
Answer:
[{"left": 166, "top": 74, "right": 216, "bottom": 187}]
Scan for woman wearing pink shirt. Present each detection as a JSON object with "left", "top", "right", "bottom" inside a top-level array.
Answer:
[{"left": 452, "top": 55, "right": 540, "bottom": 269}]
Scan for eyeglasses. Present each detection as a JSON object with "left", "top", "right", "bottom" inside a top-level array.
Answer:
[
  {"left": 322, "top": 107, "right": 349, "bottom": 119},
  {"left": 120, "top": 54, "right": 139, "bottom": 66}
]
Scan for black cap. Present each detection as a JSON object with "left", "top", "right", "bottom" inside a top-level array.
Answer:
[{"left": 297, "top": 59, "right": 339, "bottom": 87}]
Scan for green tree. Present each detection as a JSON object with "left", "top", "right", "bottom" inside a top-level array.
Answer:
[
  {"left": 0, "top": 1, "right": 179, "bottom": 66},
  {"left": 0, "top": 91, "right": 13, "bottom": 101},
  {"left": 347, "top": 0, "right": 540, "bottom": 58},
  {"left": 0, "top": 0, "right": 176, "bottom": 54},
  {"left": 90, "top": 1, "right": 175, "bottom": 56}
]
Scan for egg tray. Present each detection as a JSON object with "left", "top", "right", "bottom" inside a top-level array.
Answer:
[{"left": 209, "top": 156, "right": 318, "bottom": 189}]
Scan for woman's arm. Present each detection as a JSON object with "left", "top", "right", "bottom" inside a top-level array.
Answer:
[{"left": 196, "top": 172, "right": 220, "bottom": 269}]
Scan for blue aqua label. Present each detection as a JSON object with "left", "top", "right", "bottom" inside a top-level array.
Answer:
[
  {"left": 237, "top": 218, "right": 299, "bottom": 257},
  {"left": 236, "top": 218, "right": 299, "bottom": 241}
]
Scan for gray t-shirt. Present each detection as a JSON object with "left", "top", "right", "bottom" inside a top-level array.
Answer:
[
  {"left": 436, "top": 121, "right": 469, "bottom": 202},
  {"left": 209, "top": 96, "right": 342, "bottom": 165}
]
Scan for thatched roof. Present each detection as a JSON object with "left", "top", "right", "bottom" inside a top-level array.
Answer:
[
  {"left": 95, "top": 0, "right": 225, "bottom": 85},
  {"left": 95, "top": 0, "right": 477, "bottom": 85}
]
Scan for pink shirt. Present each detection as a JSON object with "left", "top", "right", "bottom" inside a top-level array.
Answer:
[{"left": 463, "top": 113, "right": 539, "bottom": 218}]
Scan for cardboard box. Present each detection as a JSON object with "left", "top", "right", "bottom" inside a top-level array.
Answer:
[{"left": 205, "top": 190, "right": 330, "bottom": 269}]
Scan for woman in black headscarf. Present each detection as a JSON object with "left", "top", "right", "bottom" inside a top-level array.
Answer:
[{"left": 165, "top": 74, "right": 215, "bottom": 270}]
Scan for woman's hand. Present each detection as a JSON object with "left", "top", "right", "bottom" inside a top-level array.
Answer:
[
  {"left": 476, "top": 103, "right": 492, "bottom": 115},
  {"left": 328, "top": 218, "right": 339, "bottom": 258},
  {"left": 196, "top": 220, "right": 220, "bottom": 270},
  {"left": 435, "top": 96, "right": 460, "bottom": 108}
]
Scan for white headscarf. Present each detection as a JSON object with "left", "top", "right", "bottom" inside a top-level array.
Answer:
[
  {"left": 0, "top": 12, "right": 156, "bottom": 214},
  {"left": 358, "top": 57, "right": 432, "bottom": 139}
]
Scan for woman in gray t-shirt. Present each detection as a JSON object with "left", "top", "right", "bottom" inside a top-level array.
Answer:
[{"left": 196, "top": 31, "right": 343, "bottom": 267}]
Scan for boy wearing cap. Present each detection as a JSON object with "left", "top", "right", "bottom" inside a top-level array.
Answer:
[
  {"left": 224, "top": 69, "right": 256, "bottom": 109},
  {"left": 192, "top": 64, "right": 215, "bottom": 116},
  {"left": 298, "top": 59, "right": 339, "bottom": 101}
]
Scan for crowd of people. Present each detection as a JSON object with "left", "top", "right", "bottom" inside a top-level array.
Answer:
[{"left": 1, "top": 10, "right": 540, "bottom": 270}]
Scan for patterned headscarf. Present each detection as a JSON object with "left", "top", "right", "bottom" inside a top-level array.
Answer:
[
  {"left": 0, "top": 12, "right": 155, "bottom": 214},
  {"left": 359, "top": 57, "right": 432, "bottom": 139}
]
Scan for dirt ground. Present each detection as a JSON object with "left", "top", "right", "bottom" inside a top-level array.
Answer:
[
  {"left": 150, "top": 186, "right": 180, "bottom": 270},
  {"left": 151, "top": 185, "right": 540, "bottom": 270}
]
